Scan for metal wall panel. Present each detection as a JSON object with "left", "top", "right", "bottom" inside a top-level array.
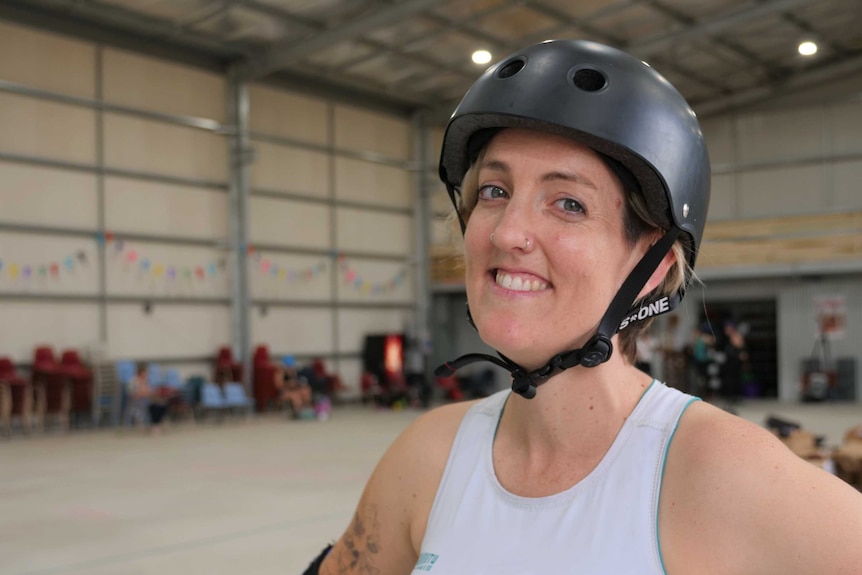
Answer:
[
  {"left": 335, "top": 207, "right": 412, "bottom": 256},
  {"left": 248, "top": 85, "right": 328, "bottom": 146},
  {"left": 0, "top": 302, "right": 100, "bottom": 362},
  {"left": 0, "top": 162, "right": 98, "bottom": 229},
  {"left": 334, "top": 104, "right": 411, "bottom": 160},
  {"left": 0, "top": 20, "right": 96, "bottom": 98},
  {"left": 832, "top": 160, "right": 862, "bottom": 210},
  {"left": 102, "top": 113, "right": 228, "bottom": 182},
  {"left": 250, "top": 141, "right": 330, "bottom": 198},
  {"left": 106, "top": 303, "right": 231, "bottom": 359},
  {"left": 738, "top": 165, "right": 827, "bottom": 218},
  {"left": 334, "top": 156, "right": 411, "bottom": 209},
  {"left": 0, "top": 93, "right": 97, "bottom": 164},
  {"left": 701, "top": 118, "right": 735, "bottom": 165},
  {"left": 735, "top": 107, "right": 825, "bottom": 165},
  {"left": 708, "top": 173, "right": 737, "bottom": 220},
  {"left": 248, "top": 195, "right": 331, "bottom": 248},
  {"left": 829, "top": 101, "right": 862, "bottom": 155},
  {"left": 102, "top": 47, "right": 226, "bottom": 122},
  {"left": 252, "top": 307, "right": 335, "bottom": 356},
  {"left": 104, "top": 176, "right": 228, "bottom": 239}
]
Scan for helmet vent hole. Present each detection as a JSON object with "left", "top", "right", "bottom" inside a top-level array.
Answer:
[
  {"left": 572, "top": 68, "right": 607, "bottom": 92},
  {"left": 497, "top": 58, "right": 525, "bottom": 79}
]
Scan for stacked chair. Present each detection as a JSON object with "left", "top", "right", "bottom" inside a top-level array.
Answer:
[
  {"left": 0, "top": 357, "right": 31, "bottom": 434},
  {"left": 215, "top": 346, "right": 243, "bottom": 384},
  {"left": 31, "top": 346, "right": 67, "bottom": 429},
  {"left": 60, "top": 350, "right": 94, "bottom": 425},
  {"left": 252, "top": 345, "right": 279, "bottom": 412}
]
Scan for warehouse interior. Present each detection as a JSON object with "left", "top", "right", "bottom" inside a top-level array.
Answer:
[{"left": 0, "top": 0, "right": 861, "bottom": 573}]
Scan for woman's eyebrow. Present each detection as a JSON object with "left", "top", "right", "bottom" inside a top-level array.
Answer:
[
  {"left": 542, "top": 170, "right": 597, "bottom": 189},
  {"left": 479, "top": 159, "right": 509, "bottom": 173},
  {"left": 479, "top": 159, "right": 598, "bottom": 190}
]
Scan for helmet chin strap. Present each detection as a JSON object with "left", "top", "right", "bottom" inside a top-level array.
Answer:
[{"left": 435, "top": 228, "right": 682, "bottom": 399}]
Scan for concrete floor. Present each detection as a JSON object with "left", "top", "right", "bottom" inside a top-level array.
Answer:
[{"left": 0, "top": 398, "right": 859, "bottom": 574}]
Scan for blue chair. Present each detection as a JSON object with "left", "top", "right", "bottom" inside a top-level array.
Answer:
[
  {"left": 164, "top": 368, "right": 183, "bottom": 391},
  {"left": 147, "top": 364, "right": 165, "bottom": 387},
  {"left": 223, "top": 382, "right": 253, "bottom": 414},
  {"left": 116, "top": 361, "right": 138, "bottom": 425},
  {"left": 116, "top": 361, "right": 136, "bottom": 386},
  {"left": 200, "top": 382, "right": 228, "bottom": 421}
]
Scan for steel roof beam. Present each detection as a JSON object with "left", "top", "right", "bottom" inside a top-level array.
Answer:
[
  {"left": 628, "top": 0, "right": 814, "bottom": 56},
  {"left": 695, "top": 52, "right": 862, "bottom": 117},
  {"left": 239, "top": 0, "right": 442, "bottom": 79}
]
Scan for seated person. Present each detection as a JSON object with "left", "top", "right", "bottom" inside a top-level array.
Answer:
[
  {"left": 275, "top": 356, "right": 313, "bottom": 417},
  {"left": 125, "top": 363, "right": 151, "bottom": 427},
  {"left": 311, "top": 358, "right": 347, "bottom": 401},
  {"left": 125, "top": 363, "right": 168, "bottom": 433}
]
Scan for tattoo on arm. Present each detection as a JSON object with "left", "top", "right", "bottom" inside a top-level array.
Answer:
[{"left": 336, "top": 505, "right": 382, "bottom": 574}]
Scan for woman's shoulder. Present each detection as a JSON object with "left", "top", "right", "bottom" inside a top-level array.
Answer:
[
  {"left": 660, "top": 401, "right": 862, "bottom": 574},
  {"left": 360, "top": 399, "right": 482, "bottom": 555},
  {"left": 388, "top": 399, "right": 482, "bottom": 471}
]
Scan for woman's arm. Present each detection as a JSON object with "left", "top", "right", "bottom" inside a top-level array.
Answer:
[{"left": 319, "top": 401, "right": 474, "bottom": 575}]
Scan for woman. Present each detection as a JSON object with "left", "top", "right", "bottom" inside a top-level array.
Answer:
[
  {"left": 275, "top": 356, "right": 313, "bottom": 417},
  {"left": 305, "top": 40, "right": 862, "bottom": 574}
]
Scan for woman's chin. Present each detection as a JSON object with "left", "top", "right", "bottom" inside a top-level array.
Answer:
[{"left": 478, "top": 331, "right": 552, "bottom": 369}]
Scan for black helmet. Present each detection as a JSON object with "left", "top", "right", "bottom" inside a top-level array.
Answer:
[{"left": 439, "top": 39, "right": 710, "bottom": 269}]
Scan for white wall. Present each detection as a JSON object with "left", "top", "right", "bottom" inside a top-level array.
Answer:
[
  {"left": 0, "top": 19, "right": 419, "bottom": 397},
  {"left": 701, "top": 100, "right": 862, "bottom": 221}
]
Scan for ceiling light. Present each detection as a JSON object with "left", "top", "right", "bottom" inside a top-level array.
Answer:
[
  {"left": 798, "top": 41, "right": 818, "bottom": 56},
  {"left": 472, "top": 50, "right": 492, "bottom": 65}
]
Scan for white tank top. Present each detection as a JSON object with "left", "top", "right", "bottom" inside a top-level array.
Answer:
[{"left": 413, "top": 381, "right": 697, "bottom": 575}]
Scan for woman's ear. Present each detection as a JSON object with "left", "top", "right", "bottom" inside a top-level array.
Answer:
[{"left": 636, "top": 246, "right": 676, "bottom": 300}]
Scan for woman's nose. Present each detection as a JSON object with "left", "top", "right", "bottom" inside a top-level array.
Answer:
[{"left": 490, "top": 202, "right": 535, "bottom": 252}]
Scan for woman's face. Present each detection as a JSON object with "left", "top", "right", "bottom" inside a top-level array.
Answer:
[{"left": 463, "top": 128, "right": 650, "bottom": 368}]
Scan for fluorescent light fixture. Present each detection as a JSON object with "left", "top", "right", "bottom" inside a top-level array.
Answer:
[
  {"left": 798, "top": 41, "right": 818, "bottom": 56},
  {"left": 472, "top": 50, "right": 492, "bottom": 65}
]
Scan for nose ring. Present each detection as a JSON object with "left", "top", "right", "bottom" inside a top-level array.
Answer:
[
  {"left": 524, "top": 238, "right": 531, "bottom": 249},
  {"left": 490, "top": 232, "right": 495, "bottom": 243}
]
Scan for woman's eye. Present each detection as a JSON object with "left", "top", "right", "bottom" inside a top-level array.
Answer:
[
  {"left": 556, "top": 197, "right": 584, "bottom": 214},
  {"left": 477, "top": 185, "right": 508, "bottom": 200}
]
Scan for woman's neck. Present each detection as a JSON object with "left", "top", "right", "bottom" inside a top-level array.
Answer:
[
  {"left": 499, "top": 360, "right": 652, "bottom": 455},
  {"left": 491, "top": 361, "right": 653, "bottom": 496}
]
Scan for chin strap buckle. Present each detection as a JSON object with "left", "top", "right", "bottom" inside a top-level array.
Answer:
[{"left": 579, "top": 335, "right": 613, "bottom": 368}]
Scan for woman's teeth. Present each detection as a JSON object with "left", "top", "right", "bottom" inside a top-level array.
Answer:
[{"left": 495, "top": 271, "right": 548, "bottom": 292}]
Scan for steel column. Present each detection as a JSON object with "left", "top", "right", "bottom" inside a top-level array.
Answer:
[
  {"left": 411, "top": 111, "right": 432, "bottom": 382},
  {"left": 227, "top": 67, "right": 253, "bottom": 391}
]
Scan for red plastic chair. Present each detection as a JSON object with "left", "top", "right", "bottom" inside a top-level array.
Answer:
[
  {"left": 60, "top": 349, "right": 94, "bottom": 420},
  {"left": 31, "top": 346, "right": 68, "bottom": 426},
  {"left": 253, "top": 345, "right": 278, "bottom": 412},
  {"left": 215, "top": 346, "right": 242, "bottom": 384},
  {"left": 0, "top": 357, "right": 32, "bottom": 433}
]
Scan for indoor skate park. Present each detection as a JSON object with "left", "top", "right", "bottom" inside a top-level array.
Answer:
[{"left": 1, "top": 1, "right": 861, "bottom": 573}]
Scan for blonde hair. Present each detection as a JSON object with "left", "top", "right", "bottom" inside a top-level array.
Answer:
[{"left": 453, "top": 142, "right": 691, "bottom": 365}]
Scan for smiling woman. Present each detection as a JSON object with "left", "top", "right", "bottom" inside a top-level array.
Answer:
[{"left": 308, "top": 39, "right": 862, "bottom": 575}]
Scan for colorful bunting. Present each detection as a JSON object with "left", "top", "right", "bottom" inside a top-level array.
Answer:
[
  {"left": 247, "top": 246, "right": 408, "bottom": 296},
  {"left": 0, "top": 245, "right": 90, "bottom": 284},
  {"left": 2, "top": 231, "right": 408, "bottom": 297}
]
